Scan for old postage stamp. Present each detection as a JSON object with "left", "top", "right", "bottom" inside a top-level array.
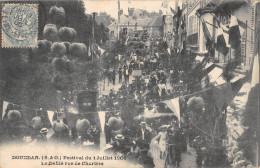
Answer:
[{"left": 1, "top": 3, "right": 38, "bottom": 48}]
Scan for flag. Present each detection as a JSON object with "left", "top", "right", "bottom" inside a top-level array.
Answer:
[
  {"left": 201, "top": 66, "right": 224, "bottom": 88},
  {"left": 96, "top": 44, "right": 105, "bottom": 56},
  {"left": 125, "top": 36, "right": 129, "bottom": 45},
  {"left": 218, "top": 21, "right": 229, "bottom": 32},
  {"left": 162, "top": 98, "right": 180, "bottom": 121},
  {"left": 167, "top": 48, "right": 171, "bottom": 55},
  {"left": 47, "top": 110, "right": 55, "bottom": 126},
  {"left": 88, "top": 45, "right": 91, "bottom": 57},
  {"left": 2, "top": 101, "right": 9, "bottom": 119},
  {"left": 161, "top": 0, "right": 168, "bottom": 8},
  {"left": 98, "top": 111, "right": 106, "bottom": 133},
  {"left": 251, "top": 54, "right": 259, "bottom": 88},
  {"left": 212, "top": 83, "right": 234, "bottom": 112},
  {"left": 216, "top": 27, "right": 230, "bottom": 56},
  {"left": 170, "top": 7, "right": 177, "bottom": 15},
  {"left": 155, "top": 52, "right": 159, "bottom": 59},
  {"left": 98, "top": 111, "right": 106, "bottom": 150},
  {"left": 202, "top": 19, "right": 211, "bottom": 42},
  {"left": 229, "top": 15, "right": 241, "bottom": 48}
]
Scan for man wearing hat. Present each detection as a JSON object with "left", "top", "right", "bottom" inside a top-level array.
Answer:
[
  {"left": 136, "top": 122, "right": 152, "bottom": 150},
  {"left": 165, "top": 124, "right": 182, "bottom": 167},
  {"left": 36, "top": 128, "right": 48, "bottom": 143},
  {"left": 111, "top": 134, "right": 127, "bottom": 154},
  {"left": 89, "top": 125, "right": 100, "bottom": 147}
]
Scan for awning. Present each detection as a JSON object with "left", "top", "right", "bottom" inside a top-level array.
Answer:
[
  {"left": 230, "top": 73, "right": 246, "bottom": 83},
  {"left": 204, "top": 62, "right": 214, "bottom": 69},
  {"left": 195, "top": 55, "right": 205, "bottom": 63},
  {"left": 215, "top": 0, "right": 249, "bottom": 14},
  {"left": 201, "top": 66, "right": 224, "bottom": 88},
  {"left": 206, "top": 67, "right": 224, "bottom": 83}
]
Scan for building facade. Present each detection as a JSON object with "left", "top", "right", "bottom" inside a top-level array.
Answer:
[
  {"left": 181, "top": 0, "right": 255, "bottom": 67},
  {"left": 108, "top": 8, "right": 163, "bottom": 41}
]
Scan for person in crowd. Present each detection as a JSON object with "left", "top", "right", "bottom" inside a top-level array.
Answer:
[
  {"left": 108, "top": 68, "right": 113, "bottom": 85},
  {"left": 110, "top": 134, "right": 128, "bottom": 155},
  {"left": 49, "top": 118, "right": 70, "bottom": 144},
  {"left": 36, "top": 128, "right": 48, "bottom": 143},
  {"left": 112, "top": 69, "right": 116, "bottom": 85},
  {"left": 127, "top": 140, "right": 140, "bottom": 164},
  {"left": 158, "top": 81, "right": 167, "bottom": 101},
  {"left": 118, "top": 68, "right": 122, "bottom": 83},
  {"left": 136, "top": 122, "right": 152, "bottom": 150},
  {"left": 124, "top": 67, "right": 129, "bottom": 84},
  {"left": 166, "top": 123, "right": 182, "bottom": 167},
  {"left": 89, "top": 125, "right": 100, "bottom": 148}
]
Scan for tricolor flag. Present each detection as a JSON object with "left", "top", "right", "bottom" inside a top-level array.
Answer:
[
  {"left": 202, "top": 19, "right": 211, "bottom": 42},
  {"left": 125, "top": 36, "right": 129, "bottom": 45},
  {"left": 88, "top": 45, "right": 91, "bottom": 57},
  {"left": 2, "top": 101, "right": 9, "bottom": 119},
  {"left": 229, "top": 15, "right": 241, "bottom": 48},
  {"left": 96, "top": 44, "right": 105, "bottom": 56},
  {"left": 155, "top": 52, "right": 159, "bottom": 59},
  {"left": 216, "top": 27, "right": 230, "bottom": 56},
  {"left": 251, "top": 54, "right": 259, "bottom": 88},
  {"left": 167, "top": 48, "right": 171, "bottom": 55},
  {"left": 47, "top": 110, "right": 55, "bottom": 126},
  {"left": 170, "top": 7, "right": 177, "bottom": 15},
  {"left": 161, "top": 0, "right": 168, "bottom": 8}
]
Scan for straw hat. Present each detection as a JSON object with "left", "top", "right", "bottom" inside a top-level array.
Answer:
[
  {"left": 40, "top": 128, "right": 48, "bottom": 134},
  {"left": 115, "top": 134, "right": 124, "bottom": 140}
]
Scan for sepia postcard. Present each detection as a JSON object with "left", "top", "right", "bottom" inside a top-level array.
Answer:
[{"left": 0, "top": 0, "right": 259, "bottom": 167}]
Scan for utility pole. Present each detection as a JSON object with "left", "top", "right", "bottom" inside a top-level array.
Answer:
[
  {"left": 117, "top": 0, "right": 120, "bottom": 41},
  {"left": 254, "top": 2, "right": 260, "bottom": 167},
  {"left": 92, "top": 12, "right": 96, "bottom": 60},
  {"left": 245, "top": 20, "right": 247, "bottom": 65}
]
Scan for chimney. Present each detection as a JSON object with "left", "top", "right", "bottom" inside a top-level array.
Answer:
[
  {"left": 159, "top": 10, "right": 163, "bottom": 16},
  {"left": 119, "top": 9, "right": 123, "bottom": 16},
  {"left": 128, "top": 8, "right": 134, "bottom": 16}
]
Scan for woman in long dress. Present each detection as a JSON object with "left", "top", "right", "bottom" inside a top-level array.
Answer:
[{"left": 149, "top": 131, "right": 167, "bottom": 167}]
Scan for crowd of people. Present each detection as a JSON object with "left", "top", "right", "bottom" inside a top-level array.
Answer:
[
  {"left": 0, "top": 37, "right": 195, "bottom": 168},
  {"left": 95, "top": 40, "right": 191, "bottom": 167}
]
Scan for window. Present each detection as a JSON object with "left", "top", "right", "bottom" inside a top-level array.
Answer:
[
  {"left": 188, "top": 14, "right": 198, "bottom": 36},
  {"left": 123, "top": 28, "right": 127, "bottom": 35}
]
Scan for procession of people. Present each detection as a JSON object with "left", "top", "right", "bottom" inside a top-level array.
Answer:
[{"left": 0, "top": 35, "right": 191, "bottom": 168}]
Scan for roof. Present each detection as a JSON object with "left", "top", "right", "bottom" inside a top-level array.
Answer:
[
  {"left": 95, "top": 16, "right": 112, "bottom": 27},
  {"left": 108, "top": 18, "right": 153, "bottom": 28},
  {"left": 146, "top": 16, "right": 163, "bottom": 27}
]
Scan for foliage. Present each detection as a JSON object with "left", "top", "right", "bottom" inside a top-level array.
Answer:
[
  {"left": 0, "top": 0, "right": 108, "bottom": 113},
  {"left": 51, "top": 42, "right": 66, "bottom": 57},
  {"left": 49, "top": 5, "right": 65, "bottom": 24},
  {"left": 69, "top": 43, "right": 87, "bottom": 58},
  {"left": 58, "top": 27, "right": 76, "bottom": 42},
  {"left": 43, "top": 24, "right": 59, "bottom": 41}
]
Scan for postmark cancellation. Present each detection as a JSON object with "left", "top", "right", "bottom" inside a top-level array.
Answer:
[{"left": 1, "top": 3, "right": 38, "bottom": 48}]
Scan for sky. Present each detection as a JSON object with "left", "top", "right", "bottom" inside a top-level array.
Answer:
[{"left": 83, "top": 0, "right": 180, "bottom": 18}]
